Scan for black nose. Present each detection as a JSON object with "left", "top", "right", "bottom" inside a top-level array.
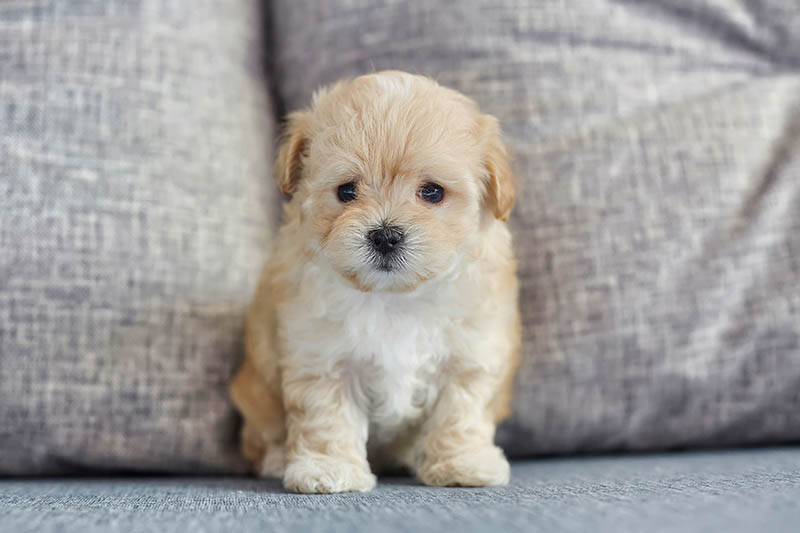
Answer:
[{"left": 368, "top": 224, "right": 404, "bottom": 256}]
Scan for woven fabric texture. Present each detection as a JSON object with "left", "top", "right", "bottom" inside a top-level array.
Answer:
[
  {"left": 269, "top": 0, "right": 800, "bottom": 455},
  {"left": 0, "top": 0, "right": 275, "bottom": 474},
  {"left": 1, "top": 449, "right": 799, "bottom": 532}
]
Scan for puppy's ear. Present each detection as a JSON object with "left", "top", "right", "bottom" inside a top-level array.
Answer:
[
  {"left": 478, "top": 115, "right": 515, "bottom": 221},
  {"left": 275, "top": 110, "right": 312, "bottom": 196}
]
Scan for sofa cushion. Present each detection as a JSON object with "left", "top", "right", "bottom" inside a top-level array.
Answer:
[
  {"left": 269, "top": 0, "right": 800, "bottom": 454},
  {"left": 1, "top": 449, "right": 799, "bottom": 532},
  {"left": 0, "top": 0, "right": 275, "bottom": 473}
]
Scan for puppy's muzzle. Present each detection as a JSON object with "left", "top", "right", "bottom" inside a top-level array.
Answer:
[{"left": 367, "top": 224, "right": 405, "bottom": 258}]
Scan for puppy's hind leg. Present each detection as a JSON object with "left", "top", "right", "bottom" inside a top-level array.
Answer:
[
  {"left": 230, "top": 357, "right": 287, "bottom": 478},
  {"left": 240, "top": 421, "right": 286, "bottom": 478}
]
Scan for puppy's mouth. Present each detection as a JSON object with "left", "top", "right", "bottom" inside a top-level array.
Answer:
[
  {"left": 368, "top": 250, "right": 406, "bottom": 273},
  {"left": 374, "top": 257, "right": 400, "bottom": 273}
]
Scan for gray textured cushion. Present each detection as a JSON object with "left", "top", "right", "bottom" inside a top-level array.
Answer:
[
  {"left": 1, "top": 449, "right": 799, "bottom": 532},
  {"left": 0, "top": 1, "right": 274, "bottom": 473},
  {"left": 270, "top": 0, "right": 800, "bottom": 455}
]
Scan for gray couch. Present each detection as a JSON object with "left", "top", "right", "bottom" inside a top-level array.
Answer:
[
  {"left": 2, "top": 449, "right": 799, "bottom": 532},
  {"left": 1, "top": 0, "right": 799, "bottom": 531}
]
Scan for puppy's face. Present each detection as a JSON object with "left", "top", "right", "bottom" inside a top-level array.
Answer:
[{"left": 277, "top": 72, "right": 514, "bottom": 292}]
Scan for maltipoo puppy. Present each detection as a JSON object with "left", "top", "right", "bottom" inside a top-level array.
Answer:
[{"left": 230, "top": 70, "right": 520, "bottom": 493}]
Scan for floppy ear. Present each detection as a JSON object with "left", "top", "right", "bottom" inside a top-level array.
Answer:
[
  {"left": 479, "top": 115, "right": 515, "bottom": 221},
  {"left": 275, "top": 110, "right": 312, "bottom": 196}
]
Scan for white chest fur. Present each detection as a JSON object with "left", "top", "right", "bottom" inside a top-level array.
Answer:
[{"left": 280, "top": 259, "right": 477, "bottom": 446}]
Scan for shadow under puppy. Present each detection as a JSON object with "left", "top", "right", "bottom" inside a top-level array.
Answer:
[{"left": 231, "top": 70, "right": 520, "bottom": 493}]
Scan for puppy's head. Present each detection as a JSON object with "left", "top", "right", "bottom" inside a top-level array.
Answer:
[{"left": 277, "top": 71, "right": 514, "bottom": 292}]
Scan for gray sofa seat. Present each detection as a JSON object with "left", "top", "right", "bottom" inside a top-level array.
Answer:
[{"left": 2, "top": 448, "right": 799, "bottom": 533}]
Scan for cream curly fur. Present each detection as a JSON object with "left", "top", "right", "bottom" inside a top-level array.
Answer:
[{"left": 230, "top": 71, "right": 520, "bottom": 493}]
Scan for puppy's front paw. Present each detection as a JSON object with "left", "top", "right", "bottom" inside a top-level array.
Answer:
[
  {"left": 419, "top": 445, "right": 510, "bottom": 487},
  {"left": 283, "top": 454, "right": 376, "bottom": 494}
]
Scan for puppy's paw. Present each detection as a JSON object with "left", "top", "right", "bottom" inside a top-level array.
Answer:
[
  {"left": 283, "top": 454, "right": 376, "bottom": 494},
  {"left": 419, "top": 445, "right": 510, "bottom": 487}
]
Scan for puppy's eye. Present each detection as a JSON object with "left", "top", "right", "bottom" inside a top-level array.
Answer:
[
  {"left": 419, "top": 182, "right": 445, "bottom": 204},
  {"left": 337, "top": 181, "right": 357, "bottom": 203}
]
